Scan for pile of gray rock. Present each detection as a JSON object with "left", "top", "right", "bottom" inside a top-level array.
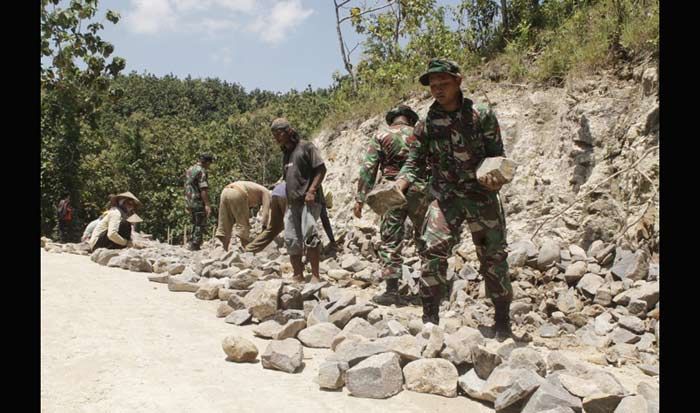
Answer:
[
  {"left": 42, "top": 238, "right": 92, "bottom": 255},
  {"left": 220, "top": 297, "right": 658, "bottom": 412},
  {"left": 42, "top": 228, "right": 659, "bottom": 378},
  {"left": 42, "top": 212, "right": 660, "bottom": 411},
  {"left": 494, "top": 238, "right": 659, "bottom": 368}
]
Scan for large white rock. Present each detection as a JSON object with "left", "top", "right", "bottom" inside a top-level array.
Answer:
[
  {"left": 537, "top": 240, "right": 561, "bottom": 270},
  {"left": 345, "top": 352, "right": 403, "bottom": 399},
  {"left": 243, "top": 280, "right": 283, "bottom": 320},
  {"left": 365, "top": 183, "right": 407, "bottom": 217},
  {"left": 261, "top": 338, "right": 304, "bottom": 373},
  {"left": 458, "top": 369, "right": 489, "bottom": 401},
  {"left": 168, "top": 275, "right": 200, "bottom": 292},
  {"left": 508, "top": 347, "right": 547, "bottom": 377},
  {"left": 222, "top": 335, "right": 258, "bottom": 362},
  {"left": 520, "top": 381, "right": 583, "bottom": 413},
  {"left": 318, "top": 360, "right": 349, "bottom": 390},
  {"left": 403, "top": 358, "right": 459, "bottom": 398},
  {"left": 476, "top": 156, "right": 518, "bottom": 183},
  {"left": 440, "top": 326, "right": 485, "bottom": 365},
  {"left": 297, "top": 322, "right": 341, "bottom": 348}
]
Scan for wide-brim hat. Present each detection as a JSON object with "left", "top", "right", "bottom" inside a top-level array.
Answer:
[
  {"left": 115, "top": 191, "right": 142, "bottom": 207},
  {"left": 385, "top": 104, "right": 419, "bottom": 126},
  {"left": 419, "top": 58, "right": 462, "bottom": 86},
  {"left": 126, "top": 213, "right": 143, "bottom": 224}
]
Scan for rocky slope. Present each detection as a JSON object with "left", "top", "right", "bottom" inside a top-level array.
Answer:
[{"left": 317, "top": 63, "right": 659, "bottom": 258}]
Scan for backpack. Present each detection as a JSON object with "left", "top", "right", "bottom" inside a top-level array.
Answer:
[{"left": 57, "top": 200, "right": 72, "bottom": 222}]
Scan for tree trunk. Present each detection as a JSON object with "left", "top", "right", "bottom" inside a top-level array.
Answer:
[
  {"left": 334, "top": 0, "right": 357, "bottom": 91},
  {"left": 393, "top": 2, "right": 401, "bottom": 58},
  {"left": 500, "top": 0, "right": 509, "bottom": 38}
]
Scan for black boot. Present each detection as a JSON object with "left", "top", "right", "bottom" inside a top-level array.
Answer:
[
  {"left": 494, "top": 301, "right": 513, "bottom": 342},
  {"left": 420, "top": 285, "right": 443, "bottom": 325},
  {"left": 372, "top": 279, "right": 405, "bottom": 306}
]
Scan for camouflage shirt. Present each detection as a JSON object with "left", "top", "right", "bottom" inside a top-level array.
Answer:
[
  {"left": 184, "top": 163, "right": 209, "bottom": 209},
  {"left": 398, "top": 95, "right": 505, "bottom": 201},
  {"left": 355, "top": 123, "right": 428, "bottom": 203}
]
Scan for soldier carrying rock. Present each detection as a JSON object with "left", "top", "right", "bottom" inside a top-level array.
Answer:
[
  {"left": 353, "top": 104, "right": 431, "bottom": 306},
  {"left": 395, "top": 58, "right": 514, "bottom": 340}
]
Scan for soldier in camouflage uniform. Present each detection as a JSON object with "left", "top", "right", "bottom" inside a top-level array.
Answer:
[
  {"left": 353, "top": 104, "right": 431, "bottom": 306},
  {"left": 396, "top": 59, "right": 513, "bottom": 340},
  {"left": 184, "top": 153, "right": 214, "bottom": 251}
]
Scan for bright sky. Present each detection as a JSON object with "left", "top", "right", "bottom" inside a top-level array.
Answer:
[{"left": 94, "top": 0, "right": 460, "bottom": 92}]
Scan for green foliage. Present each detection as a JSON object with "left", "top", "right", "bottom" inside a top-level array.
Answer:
[
  {"left": 41, "top": 0, "right": 336, "bottom": 243},
  {"left": 501, "top": 38, "right": 530, "bottom": 81},
  {"left": 106, "top": 73, "right": 251, "bottom": 123},
  {"left": 41, "top": 0, "right": 659, "bottom": 244},
  {"left": 619, "top": 0, "right": 659, "bottom": 56},
  {"left": 458, "top": 0, "right": 659, "bottom": 84},
  {"left": 72, "top": 80, "right": 328, "bottom": 242},
  {"left": 531, "top": 0, "right": 659, "bottom": 81},
  {"left": 455, "top": 0, "right": 502, "bottom": 55},
  {"left": 41, "top": 0, "right": 126, "bottom": 237},
  {"left": 43, "top": 67, "right": 335, "bottom": 242}
]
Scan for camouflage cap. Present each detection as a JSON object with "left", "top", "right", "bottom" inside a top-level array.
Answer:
[
  {"left": 385, "top": 104, "right": 419, "bottom": 126},
  {"left": 418, "top": 58, "right": 462, "bottom": 86},
  {"left": 270, "top": 117, "right": 291, "bottom": 131}
]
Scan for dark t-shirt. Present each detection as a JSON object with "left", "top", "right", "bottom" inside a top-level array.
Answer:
[{"left": 283, "top": 140, "right": 325, "bottom": 204}]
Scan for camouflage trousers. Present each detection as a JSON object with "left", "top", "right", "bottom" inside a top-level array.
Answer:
[
  {"left": 378, "top": 189, "right": 431, "bottom": 280},
  {"left": 189, "top": 207, "right": 207, "bottom": 248},
  {"left": 419, "top": 191, "right": 512, "bottom": 304}
]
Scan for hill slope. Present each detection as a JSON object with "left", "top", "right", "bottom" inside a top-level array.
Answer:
[{"left": 315, "top": 64, "right": 659, "bottom": 260}]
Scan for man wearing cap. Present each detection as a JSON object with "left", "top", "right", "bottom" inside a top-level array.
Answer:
[
  {"left": 184, "top": 154, "right": 214, "bottom": 251},
  {"left": 354, "top": 104, "right": 431, "bottom": 306},
  {"left": 271, "top": 118, "right": 326, "bottom": 283},
  {"left": 215, "top": 180, "right": 271, "bottom": 251},
  {"left": 88, "top": 192, "right": 141, "bottom": 252},
  {"left": 395, "top": 58, "right": 513, "bottom": 340}
]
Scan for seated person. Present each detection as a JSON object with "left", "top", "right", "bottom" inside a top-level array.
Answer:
[{"left": 88, "top": 192, "right": 141, "bottom": 252}]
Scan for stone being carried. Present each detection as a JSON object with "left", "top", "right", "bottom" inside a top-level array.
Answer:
[
  {"left": 353, "top": 104, "right": 432, "bottom": 306},
  {"left": 394, "top": 58, "right": 516, "bottom": 340}
]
